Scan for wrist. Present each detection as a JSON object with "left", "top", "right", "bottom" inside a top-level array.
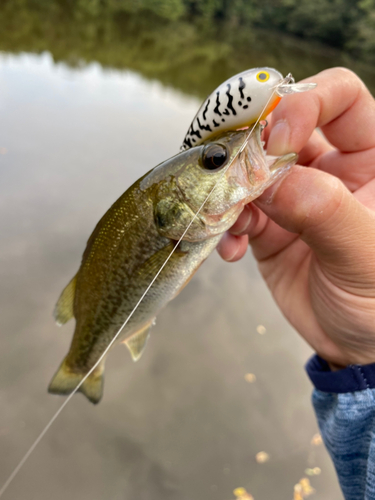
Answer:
[
  {"left": 318, "top": 348, "right": 375, "bottom": 371},
  {"left": 327, "top": 361, "right": 347, "bottom": 372}
]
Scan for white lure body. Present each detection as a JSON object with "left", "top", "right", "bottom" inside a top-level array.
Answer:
[{"left": 182, "top": 67, "right": 283, "bottom": 149}]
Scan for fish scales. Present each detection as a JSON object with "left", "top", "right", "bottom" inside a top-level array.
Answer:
[{"left": 67, "top": 181, "right": 212, "bottom": 370}]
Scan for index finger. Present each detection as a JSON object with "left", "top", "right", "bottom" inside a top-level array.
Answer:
[{"left": 267, "top": 67, "right": 375, "bottom": 155}]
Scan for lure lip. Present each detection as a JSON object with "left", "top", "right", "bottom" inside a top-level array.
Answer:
[{"left": 275, "top": 72, "right": 317, "bottom": 96}]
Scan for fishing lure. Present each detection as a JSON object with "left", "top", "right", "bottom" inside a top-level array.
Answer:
[{"left": 182, "top": 68, "right": 316, "bottom": 149}]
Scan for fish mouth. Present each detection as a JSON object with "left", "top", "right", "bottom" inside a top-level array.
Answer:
[
  {"left": 239, "top": 122, "right": 298, "bottom": 201},
  {"left": 174, "top": 124, "right": 298, "bottom": 240},
  {"left": 198, "top": 125, "right": 298, "bottom": 232},
  {"left": 275, "top": 73, "right": 317, "bottom": 96}
]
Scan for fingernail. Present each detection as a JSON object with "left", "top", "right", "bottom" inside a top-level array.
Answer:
[{"left": 267, "top": 119, "right": 291, "bottom": 156}]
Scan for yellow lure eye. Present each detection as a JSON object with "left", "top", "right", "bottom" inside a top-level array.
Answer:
[{"left": 256, "top": 71, "right": 270, "bottom": 82}]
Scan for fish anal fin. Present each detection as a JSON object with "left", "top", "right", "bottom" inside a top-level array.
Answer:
[
  {"left": 54, "top": 274, "right": 77, "bottom": 326},
  {"left": 48, "top": 357, "right": 104, "bottom": 405},
  {"left": 123, "top": 321, "right": 153, "bottom": 362}
]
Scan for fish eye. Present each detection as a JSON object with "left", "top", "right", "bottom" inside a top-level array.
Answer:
[
  {"left": 256, "top": 71, "right": 270, "bottom": 82},
  {"left": 201, "top": 144, "right": 228, "bottom": 170}
]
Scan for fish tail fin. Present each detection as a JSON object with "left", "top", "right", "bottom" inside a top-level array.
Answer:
[
  {"left": 48, "top": 357, "right": 104, "bottom": 405},
  {"left": 79, "top": 367, "right": 104, "bottom": 405}
]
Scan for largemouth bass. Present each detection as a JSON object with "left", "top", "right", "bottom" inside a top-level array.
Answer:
[{"left": 49, "top": 124, "right": 297, "bottom": 404}]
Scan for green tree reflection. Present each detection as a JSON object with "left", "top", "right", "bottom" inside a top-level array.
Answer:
[{"left": 0, "top": 0, "right": 374, "bottom": 97}]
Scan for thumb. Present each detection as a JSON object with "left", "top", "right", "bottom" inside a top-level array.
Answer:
[{"left": 254, "top": 165, "right": 375, "bottom": 292}]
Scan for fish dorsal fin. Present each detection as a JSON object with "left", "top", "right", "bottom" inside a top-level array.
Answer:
[
  {"left": 124, "top": 323, "right": 152, "bottom": 362},
  {"left": 54, "top": 274, "right": 77, "bottom": 326}
]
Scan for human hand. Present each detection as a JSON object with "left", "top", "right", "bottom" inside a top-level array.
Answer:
[{"left": 217, "top": 68, "right": 375, "bottom": 368}]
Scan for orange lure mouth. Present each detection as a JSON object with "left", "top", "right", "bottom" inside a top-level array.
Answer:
[{"left": 260, "top": 95, "right": 282, "bottom": 121}]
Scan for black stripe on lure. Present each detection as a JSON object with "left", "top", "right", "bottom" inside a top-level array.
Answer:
[{"left": 182, "top": 68, "right": 317, "bottom": 150}]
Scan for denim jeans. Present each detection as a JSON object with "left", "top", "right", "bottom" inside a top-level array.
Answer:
[{"left": 307, "top": 355, "right": 375, "bottom": 500}]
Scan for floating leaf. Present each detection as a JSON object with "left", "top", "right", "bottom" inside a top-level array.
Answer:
[
  {"left": 244, "top": 373, "right": 256, "bottom": 383},
  {"left": 256, "top": 325, "right": 266, "bottom": 335},
  {"left": 233, "top": 487, "right": 254, "bottom": 499},
  {"left": 294, "top": 478, "right": 315, "bottom": 498},
  {"left": 233, "top": 487, "right": 246, "bottom": 497},
  {"left": 311, "top": 433, "right": 322, "bottom": 446},
  {"left": 305, "top": 467, "right": 321, "bottom": 476},
  {"left": 255, "top": 451, "right": 269, "bottom": 463},
  {"left": 301, "top": 477, "right": 315, "bottom": 495}
]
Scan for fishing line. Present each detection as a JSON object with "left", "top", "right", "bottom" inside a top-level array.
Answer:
[{"left": 0, "top": 87, "right": 279, "bottom": 499}]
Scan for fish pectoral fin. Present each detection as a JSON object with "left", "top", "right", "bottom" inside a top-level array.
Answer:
[
  {"left": 48, "top": 356, "right": 104, "bottom": 405},
  {"left": 54, "top": 274, "right": 77, "bottom": 326},
  {"left": 123, "top": 322, "right": 153, "bottom": 362}
]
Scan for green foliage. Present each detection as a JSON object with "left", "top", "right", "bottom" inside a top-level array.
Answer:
[
  {"left": 139, "top": 0, "right": 186, "bottom": 20},
  {"left": 278, "top": 0, "right": 360, "bottom": 47},
  {"left": 348, "top": 0, "right": 375, "bottom": 59},
  {"left": 0, "top": 0, "right": 375, "bottom": 78},
  {"left": 180, "top": 0, "right": 373, "bottom": 59}
]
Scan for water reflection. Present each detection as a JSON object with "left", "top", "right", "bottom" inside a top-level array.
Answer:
[
  {"left": 1, "top": 5, "right": 375, "bottom": 97},
  {"left": 0, "top": 50, "right": 343, "bottom": 500},
  {"left": 0, "top": 9, "right": 358, "bottom": 500}
]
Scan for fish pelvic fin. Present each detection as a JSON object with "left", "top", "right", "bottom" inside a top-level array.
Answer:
[
  {"left": 48, "top": 357, "right": 104, "bottom": 405},
  {"left": 54, "top": 274, "right": 77, "bottom": 326},
  {"left": 123, "top": 321, "right": 153, "bottom": 362}
]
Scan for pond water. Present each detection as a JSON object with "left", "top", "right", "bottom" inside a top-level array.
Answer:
[{"left": 2, "top": 9, "right": 374, "bottom": 500}]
